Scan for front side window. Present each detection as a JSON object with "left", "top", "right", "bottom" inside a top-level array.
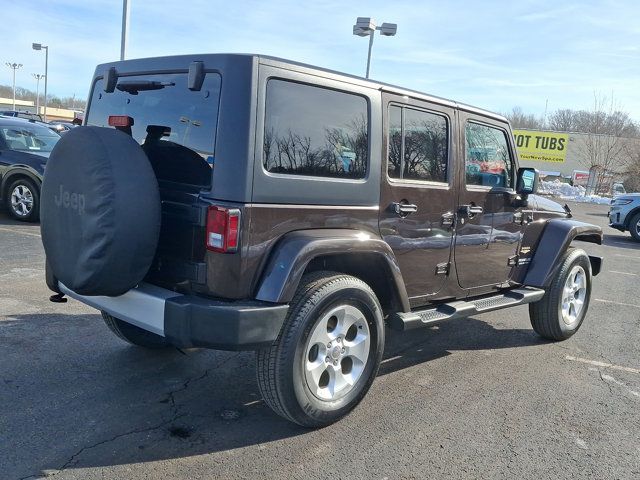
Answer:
[
  {"left": 465, "top": 122, "right": 513, "bottom": 188},
  {"left": 387, "top": 105, "right": 448, "bottom": 183},
  {"left": 263, "top": 80, "right": 368, "bottom": 179}
]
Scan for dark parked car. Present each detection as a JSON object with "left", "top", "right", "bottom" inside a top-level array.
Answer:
[
  {"left": 40, "top": 54, "right": 603, "bottom": 427},
  {"left": 0, "top": 117, "right": 60, "bottom": 221},
  {"left": 48, "top": 121, "right": 76, "bottom": 133},
  {"left": 0, "top": 110, "right": 44, "bottom": 122}
]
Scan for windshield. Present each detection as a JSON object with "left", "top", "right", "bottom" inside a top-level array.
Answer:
[
  {"left": 86, "top": 72, "right": 221, "bottom": 187},
  {"left": 0, "top": 124, "right": 60, "bottom": 153}
]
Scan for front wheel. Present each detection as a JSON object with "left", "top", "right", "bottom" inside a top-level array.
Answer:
[
  {"left": 6, "top": 178, "right": 40, "bottom": 222},
  {"left": 629, "top": 212, "right": 640, "bottom": 242},
  {"left": 256, "top": 272, "right": 385, "bottom": 427},
  {"left": 529, "top": 248, "right": 592, "bottom": 341}
]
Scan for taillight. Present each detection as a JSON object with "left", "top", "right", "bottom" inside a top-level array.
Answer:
[
  {"left": 206, "top": 206, "right": 241, "bottom": 253},
  {"left": 108, "top": 115, "right": 133, "bottom": 127}
]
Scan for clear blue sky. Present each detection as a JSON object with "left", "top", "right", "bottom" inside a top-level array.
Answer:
[{"left": 3, "top": 0, "right": 640, "bottom": 120}]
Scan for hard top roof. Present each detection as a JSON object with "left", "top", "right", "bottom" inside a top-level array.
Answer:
[{"left": 95, "top": 53, "right": 507, "bottom": 123}]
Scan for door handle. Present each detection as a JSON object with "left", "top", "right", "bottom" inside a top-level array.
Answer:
[
  {"left": 392, "top": 202, "right": 418, "bottom": 217},
  {"left": 460, "top": 204, "right": 483, "bottom": 217}
]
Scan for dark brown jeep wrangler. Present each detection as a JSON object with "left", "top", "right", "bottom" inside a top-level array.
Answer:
[{"left": 40, "top": 54, "right": 603, "bottom": 427}]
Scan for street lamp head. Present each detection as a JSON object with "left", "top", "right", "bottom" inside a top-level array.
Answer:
[
  {"left": 32, "top": 43, "right": 43, "bottom": 50},
  {"left": 378, "top": 23, "right": 398, "bottom": 36},
  {"left": 353, "top": 17, "right": 376, "bottom": 36},
  {"left": 352, "top": 25, "right": 371, "bottom": 37}
]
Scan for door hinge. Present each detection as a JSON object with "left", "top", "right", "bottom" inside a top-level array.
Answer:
[
  {"left": 441, "top": 212, "right": 455, "bottom": 228},
  {"left": 436, "top": 262, "right": 450, "bottom": 275}
]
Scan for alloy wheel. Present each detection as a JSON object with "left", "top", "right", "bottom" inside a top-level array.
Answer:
[
  {"left": 10, "top": 184, "right": 34, "bottom": 217},
  {"left": 303, "top": 304, "right": 371, "bottom": 401},
  {"left": 561, "top": 265, "right": 587, "bottom": 327}
]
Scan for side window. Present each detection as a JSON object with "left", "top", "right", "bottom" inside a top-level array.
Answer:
[
  {"left": 465, "top": 122, "right": 513, "bottom": 188},
  {"left": 263, "top": 80, "right": 368, "bottom": 179},
  {"left": 387, "top": 105, "right": 448, "bottom": 183}
]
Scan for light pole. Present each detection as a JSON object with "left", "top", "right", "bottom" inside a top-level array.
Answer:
[
  {"left": 121, "top": 0, "right": 130, "bottom": 60},
  {"left": 32, "top": 43, "right": 49, "bottom": 121},
  {"left": 352, "top": 17, "right": 397, "bottom": 78},
  {"left": 32, "top": 73, "right": 45, "bottom": 116},
  {"left": 5, "top": 63, "right": 23, "bottom": 111}
]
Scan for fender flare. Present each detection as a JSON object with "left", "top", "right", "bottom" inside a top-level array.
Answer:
[
  {"left": 1, "top": 167, "right": 42, "bottom": 197},
  {"left": 255, "top": 229, "right": 410, "bottom": 311},
  {"left": 523, "top": 219, "right": 603, "bottom": 288}
]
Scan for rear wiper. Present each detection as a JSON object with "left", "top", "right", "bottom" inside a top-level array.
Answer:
[{"left": 115, "top": 80, "right": 175, "bottom": 95}]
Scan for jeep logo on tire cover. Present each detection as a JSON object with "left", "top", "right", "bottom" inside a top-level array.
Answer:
[{"left": 54, "top": 184, "right": 85, "bottom": 215}]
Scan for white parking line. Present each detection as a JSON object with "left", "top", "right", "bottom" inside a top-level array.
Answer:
[
  {"left": 594, "top": 298, "right": 640, "bottom": 309},
  {"left": 615, "top": 254, "right": 640, "bottom": 260},
  {"left": 565, "top": 355, "right": 640, "bottom": 374},
  {"left": 0, "top": 226, "right": 41, "bottom": 238},
  {"left": 609, "top": 270, "right": 638, "bottom": 276}
]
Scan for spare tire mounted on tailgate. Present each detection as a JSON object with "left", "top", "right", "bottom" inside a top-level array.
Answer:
[{"left": 41, "top": 126, "right": 161, "bottom": 296}]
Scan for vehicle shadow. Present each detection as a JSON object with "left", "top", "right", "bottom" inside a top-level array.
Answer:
[
  {"left": 2, "top": 312, "right": 545, "bottom": 478},
  {"left": 602, "top": 233, "right": 639, "bottom": 250},
  {"left": 0, "top": 210, "right": 39, "bottom": 227}
]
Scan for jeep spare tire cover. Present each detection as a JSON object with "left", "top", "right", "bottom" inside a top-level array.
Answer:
[{"left": 41, "top": 126, "right": 161, "bottom": 296}]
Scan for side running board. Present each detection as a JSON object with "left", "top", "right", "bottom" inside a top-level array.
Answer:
[{"left": 388, "top": 287, "right": 545, "bottom": 331}]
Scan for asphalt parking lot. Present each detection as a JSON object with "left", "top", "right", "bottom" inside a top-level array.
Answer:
[{"left": 1, "top": 200, "right": 639, "bottom": 480}]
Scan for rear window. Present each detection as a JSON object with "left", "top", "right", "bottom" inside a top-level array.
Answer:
[
  {"left": 87, "top": 72, "right": 221, "bottom": 186},
  {"left": 263, "top": 79, "right": 369, "bottom": 179}
]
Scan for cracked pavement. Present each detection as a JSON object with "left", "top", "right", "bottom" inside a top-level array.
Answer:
[{"left": 1, "top": 202, "right": 639, "bottom": 479}]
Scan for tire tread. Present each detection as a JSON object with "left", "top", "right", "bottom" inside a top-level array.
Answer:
[{"left": 256, "top": 271, "right": 381, "bottom": 426}]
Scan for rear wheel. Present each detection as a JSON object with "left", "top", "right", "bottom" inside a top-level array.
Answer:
[
  {"left": 529, "top": 248, "right": 592, "bottom": 341},
  {"left": 6, "top": 178, "right": 39, "bottom": 222},
  {"left": 102, "top": 312, "right": 171, "bottom": 349},
  {"left": 256, "top": 272, "right": 384, "bottom": 427},
  {"left": 629, "top": 212, "right": 640, "bottom": 242}
]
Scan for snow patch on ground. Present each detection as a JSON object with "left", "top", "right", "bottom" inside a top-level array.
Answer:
[{"left": 538, "top": 180, "right": 611, "bottom": 205}]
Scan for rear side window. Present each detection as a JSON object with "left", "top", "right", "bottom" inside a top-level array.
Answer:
[
  {"left": 87, "top": 72, "right": 221, "bottom": 187},
  {"left": 465, "top": 122, "right": 513, "bottom": 188},
  {"left": 387, "top": 105, "right": 448, "bottom": 183},
  {"left": 263, "top": 80, "right": 368, "bottom": 179}
]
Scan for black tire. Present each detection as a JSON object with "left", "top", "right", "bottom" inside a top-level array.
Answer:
[
  {"left": 529, "top": 248, "right": 592, "bottom": 341},
  {"left": 5, "top": 177, "right": 40, "bottom": 222},
  {"left": 256, "top": 272, "right": 385, "bottom": 427},
  {"left": 629, "top": 212, "right": 640, "bottom": 242},
  {"left": 102, "top": 311, "right": 171, "bottom": 349}
]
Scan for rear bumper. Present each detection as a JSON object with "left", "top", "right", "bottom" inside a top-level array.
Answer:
[{"left": 59, "top": 282, "right": 288, "bottom": 350}]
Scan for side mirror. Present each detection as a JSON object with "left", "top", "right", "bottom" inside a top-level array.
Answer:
[{"left": 516, "top": 167, "right": 538, "bottom": 197}]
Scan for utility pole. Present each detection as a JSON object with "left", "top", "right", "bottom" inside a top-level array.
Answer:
[
  {"left": 5, "top": 63, "right": 23, "bottom": 111},
  {"left": 32, "top": 73, "right": 45, "bottom": 116},
  {"left": 32, "top": 43, "right": 49, "bottom": 121},
  {"left": 121, "top": 0, "right": 130, "bottom": 61}
]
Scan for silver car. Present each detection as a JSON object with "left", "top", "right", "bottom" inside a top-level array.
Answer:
[{"left": 609, "top": 193, "right": 640, "bottom": 241}]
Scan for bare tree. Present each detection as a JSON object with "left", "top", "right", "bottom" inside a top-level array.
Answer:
[
  {"left": 503, "top": 107, "right": 544, "bottom": 129},
  {"left": 548, "top": 109, "right": 577, "bottom": 132},
  {"left": 576, "top": 93, "right": 634, "bottom": 194},
  {"left": 621, "top": 139, "right": 640, "bottom": 192}
]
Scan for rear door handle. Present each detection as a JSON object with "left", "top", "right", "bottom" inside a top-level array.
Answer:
[{"left": 392, "top": 202, "right": 418, "bottom": 216}]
